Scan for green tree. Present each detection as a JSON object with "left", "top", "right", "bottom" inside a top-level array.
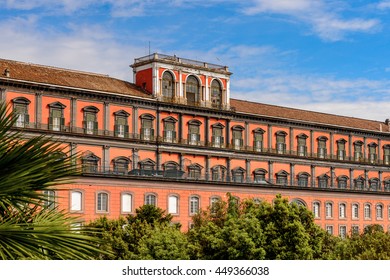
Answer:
[
  {"left": 89, "top": 204, "right": 190, "bottom": 260},
  {"left": 333, "top": 224, "right": 390, "bottom": 260},
  {"left": 0, "top": 102, "right": 104, "bottom": 259},
  {"left": 189, "top": 193, "right": 328, "bottom": 260}
]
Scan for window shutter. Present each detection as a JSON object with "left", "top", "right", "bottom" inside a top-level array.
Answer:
[
  {"left": 60, "top": 117, "right": 65, "bottom": 127},
  {"left": 94, "top": 121, "right": 98, "bottom": 134},
  {"left": 114, "top": 124, "right": 119, "bottom": 136},
  {"left": 172, "top": 131, "right": 176, "bottom": 140},
  {"left": 24, "top": 114, "right": 30, "bottom": 125},
  {"left": 48, "top": 117, "right": 53, "bottom": 130}
]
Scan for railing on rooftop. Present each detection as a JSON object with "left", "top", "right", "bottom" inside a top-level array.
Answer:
[{"left": 133, "top": 53, "right": 228, "bottom": 71}]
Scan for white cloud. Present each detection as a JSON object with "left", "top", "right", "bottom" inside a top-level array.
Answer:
[
  {"left": 242, "top": 0, "right": 380, "bottom": 41},
  {"left": 0, "top": 16, "right": 146, "bottom": 80},
  {"left": 231, "top": 72, "right": 390, "bottom": 121},
  {"left": 378, "top": 1, "right": 390, "bottom": 10}
]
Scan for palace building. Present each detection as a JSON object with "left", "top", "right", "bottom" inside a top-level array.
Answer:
[{"left": 1, "top": 53, "right": 390, "bottom": 236}]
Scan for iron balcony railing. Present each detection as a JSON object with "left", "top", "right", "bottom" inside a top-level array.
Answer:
[
  {"left": 16, "top": 122, "right": 390, "bottom": 167},
  {"left": 82, "top": 167, "right": 390, "bottom": 193}
]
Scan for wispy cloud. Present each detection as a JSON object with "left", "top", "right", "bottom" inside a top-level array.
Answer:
[
  {"left": 0, "top": 16, "right": 145, "bottom": 80},
  {"left": 241, "top": 0, "right": 380, "bottom": 41},
  {"left": 232, "top": 72, "right": 390, "bottom": 121}
]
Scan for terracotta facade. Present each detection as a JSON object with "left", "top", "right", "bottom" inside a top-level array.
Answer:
[{"left": 1, "top": 53, "right": 390, "bottom": 235}]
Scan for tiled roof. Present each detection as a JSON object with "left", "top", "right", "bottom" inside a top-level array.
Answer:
[
  {"left": 1, "top": 58, "right": 387, "bottom": 133},
  {"left": 0, "top": 58, "right": 152, "bottom": 98},
  {"left": 231, "top": 98, "right": 389, "bottom": 133}
]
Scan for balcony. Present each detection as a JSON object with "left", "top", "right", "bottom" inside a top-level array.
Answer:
[
  {"left": 16, "top": 121, "right": 390, "bottom": 167},
  {"left": 81, "top": 167, "right": 390, "bottom": 194}
]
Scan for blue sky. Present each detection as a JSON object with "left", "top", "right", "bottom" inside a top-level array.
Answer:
[{"left": 1, "top": 0, "right": 390, "bottom": 121}]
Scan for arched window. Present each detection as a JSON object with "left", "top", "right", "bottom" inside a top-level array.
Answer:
[
  {"left": 384, "top": 179, "right": 390, "bottom": 191},
  {"left": 121, "top": 193, "right": 133, "bottom": 213},
  {"left": 297, "top": 172, "right": 310, "bottom": 187},
  {"left": 325, "top": 202, "right": 333, "bottom": 218},
  {"left": 138, "top": 158, "right": 156, "bottom": 176},
  {"left": 253, "top": 168, "right": 267, "bottom": 184},
  {"left": 12, "top": 97, "right": 31, "bottom": 128},
  {"left": 81, "top": 152, "right": 100, "bottom": 173},
  {"left": 376, "top": 204, "right": 383, "bottom": 219},
  {"left": 318, "top": 174, "right": 330, "bottom": 188},
  {"left": 291, "top": 199, "right": 306, "bottom": 208},
  {"left": 337, "top": 175, "right": 348, "bottom": 189},
  {"left": 145, "top": 193, "right": 157, "bottom": 206},
  {"left": 189, "top": 196, "right": 200, "bottom": 215},
  {"left": 364, "top": 203, "right": 371, "bottom": 219},
  {"left": 97, "top": 192, "right": 109, "bottom": 212},
  {"left": 188, "top": 163, "right": 202, "bottom": 179},
  {"left": 352, "top": 203, "right": 359, "bottom": 219},
  {"left": 339, "top": 203, "right": 346, "bottom": 218},
  {"left": 211, "top": 165, "right": 226, "bottom": 182},
  {"left": 163, "top": 161, "right": 182, "bottom": 178},
  {"left": 313, "top": 202, "right": 320, "bottom": 218},
  {"left": 276, "top": 170, "right": 289, "bottom": 185},
  {"left": 210, "top": 79, "right": 222, "bottom": 107},
  {"left": 354, "top": 176, "right": 365, "bottom": 190},
  {"left": 210, "top": 196, "right": 221, "bottom": 214},
  {"left": 369, "top": 178, "right": 379, "bottom": 191},
  {"left": 231, "top": 167, "right": 245, "bottom": 183},
  {"left": 112, "top": 157, "right": 131, "bottom": 174},
  {"left": 162, "top": 71, "right": 174, "bottom": 98},
  {"left": 186, "top": 75, "right": 200, "bottom": 105},
  {"left": 83, "top": 106, "right": 99, "bottom": 135}
]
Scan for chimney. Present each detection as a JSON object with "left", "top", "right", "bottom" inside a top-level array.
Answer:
[{"left": 4, "top": 68, "right": 10, "bottom": 77}]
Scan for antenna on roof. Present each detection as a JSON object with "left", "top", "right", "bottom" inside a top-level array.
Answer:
[{"left": 149, "top": 41, "right": 151, "bottom": 55}]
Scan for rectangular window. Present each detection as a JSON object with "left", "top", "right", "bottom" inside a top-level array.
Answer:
[
  {"left": 168, "top": 196, "right": 178, "bottom": 214},
  {"left": 164, "top": 122, "right": 176, "bottom": 143},
  {"left": 232, "top": 130, "right": 243, "bottom": 150},
  {"left": 318, "top": 140, "right": 327, "bottom": 158},
  {"left": 337, "top": 142, "right": 346, "bottom": 160},
  {"left": 188, "top": 125, "right": 200, "bottom": 145},
  {"left": 84, "top": 112, "right": 97, "bottom": 135},
  {"left": 326, "top": 225, "right": 333, "bottom": 235},
  {"left": 253, "top": 133, "right": 263, "bottom": 152},
  {"left": 49, "top": 108, "right": 64, "bottom": 131},
  {"left": 14, "top": 104, "right": 29, "bottom": 128},
  {"left": 190, "top": 197, "right": 199, "bottom": 215},
  {"left": 141, "top": 119, "right": 154, "bottom": 140},
  {"left": 339, "top": 226, "right": 347, "bottom": 238},
  {"left": 212, "top": 127, "right": 223, "bottom": 147},
  {"left": 70, "top": 191, "right": 82, "bottom": 211},
  {"left": 97, "top": 193, "right": 108, "bottom": 212},
  {"left": 115, "top": 116, "right": 129, "bottom": 138},
  {"left": 121, "top": 193, "right": 132, "bottom": 213},
  {"left": 297, "top": 137, "right": 307, "bottom": 156}
]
